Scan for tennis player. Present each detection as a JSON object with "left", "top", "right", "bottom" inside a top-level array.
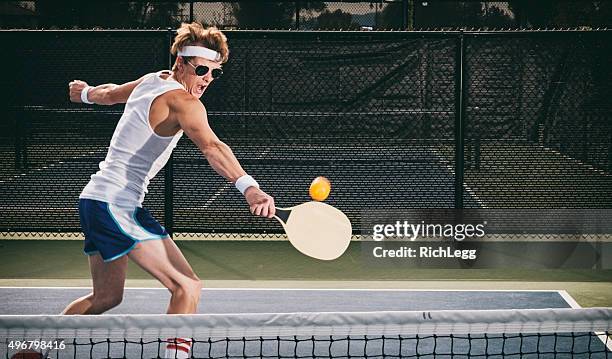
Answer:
[{"left": 63, "top": 23, "right": 274, "bottom": 358}]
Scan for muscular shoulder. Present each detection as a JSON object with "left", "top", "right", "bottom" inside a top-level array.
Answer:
[{"left": 166, "top": 90, "right": 205, "bottom": 117}]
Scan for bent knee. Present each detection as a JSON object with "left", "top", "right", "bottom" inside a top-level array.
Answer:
[
  {"left": 169, "top": 277, "right": 202, "bottom": 299},
  {"left": 183, "top": 277, "right": 202, "bottom": 298}
]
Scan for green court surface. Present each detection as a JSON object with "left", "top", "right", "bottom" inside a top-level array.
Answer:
[{"left": 1, "top": 239, "right": 611, "bottom": 307}]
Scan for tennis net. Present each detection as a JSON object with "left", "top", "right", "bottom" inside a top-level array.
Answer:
[{"left": 2, "top": 308, "right": 611, "bottom": 358}]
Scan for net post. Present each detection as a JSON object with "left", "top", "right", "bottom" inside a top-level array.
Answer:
[
  {"left": 402, "top": 0, "right": 409, "bottom": 30},
  {"left": 581, "top": 114, "right": 588, "bottom": 162},
  {"left": 13, "top": 109, "right": 21, "bottom": 170},
  {"left": 295, "top": 1, "right": 300, "bottom": 30},
  {"left": 608, "top": 126, "right": 612, "bottom": 173},
  {"left": 454, "top": 30, "right": 466, "bottom": 209},
  {"left": 166, "top": 27, "right": 173, "bottom": 70},
  {"left": 474, "top": 133, "right": 480, "bottom": 170},
  {"left": 22, "top": 110, "right": 30, "bottom": 170}
]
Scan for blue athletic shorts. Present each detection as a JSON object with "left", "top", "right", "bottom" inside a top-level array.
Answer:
[{"left": 79, "top": 198, "right": 169, "bottom": 262}]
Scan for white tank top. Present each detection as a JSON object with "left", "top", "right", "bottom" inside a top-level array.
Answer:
[{"left": 80, "top": 71, "right": 185, "bottom": 207}]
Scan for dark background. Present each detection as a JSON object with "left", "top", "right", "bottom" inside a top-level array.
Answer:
[{"left": 1, "top": 1, "right": 611, "bottom": 31}]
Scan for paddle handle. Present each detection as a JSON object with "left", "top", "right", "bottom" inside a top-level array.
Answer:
[{"left": 275, "top": 208, "right": 291, "bottom": 224}]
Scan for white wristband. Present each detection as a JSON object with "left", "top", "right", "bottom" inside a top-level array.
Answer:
[
  {"left": 235, "top": 175, "right": 259, "bottom": 195},
  {"left": 81, "top": 86, "right": 94, "bottom": 104}
]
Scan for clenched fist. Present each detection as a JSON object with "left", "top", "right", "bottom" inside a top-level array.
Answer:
[
  {"left": 244, "top": 187, "right": 275, "bottom": 218},
  {"left": 68, "top": 80, "right": 89, "bottom": 103}
]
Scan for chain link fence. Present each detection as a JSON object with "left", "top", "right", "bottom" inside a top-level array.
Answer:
[{"left": 0, "top": 29, "right": 610, "bottom": 238}]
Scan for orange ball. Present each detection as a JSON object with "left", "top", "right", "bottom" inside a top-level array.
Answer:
[{"left": 309, "top": 176, "right": 331, "bottom": 201}]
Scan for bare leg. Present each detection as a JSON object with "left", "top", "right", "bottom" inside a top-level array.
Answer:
[
  {"left": 62, "top": 254, "right": 128, "bottom": 315},
  {"left": 128, "top": 239, "right": 202, "bottom": 314}
]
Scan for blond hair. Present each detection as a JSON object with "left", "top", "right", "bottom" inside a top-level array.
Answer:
[{"left": 171, "top": 22, "right": 229, "bottom": 71}]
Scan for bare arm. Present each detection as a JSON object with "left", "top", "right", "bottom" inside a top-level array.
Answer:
[
  {"left": 68, "top": 75, "right": 146, "bottom": 105},
  {"left": 175, "top": 96, "right": 275, "bottom": 217},
  {"left": 176, "top": 96, "right": 246, "bottom": 182}
]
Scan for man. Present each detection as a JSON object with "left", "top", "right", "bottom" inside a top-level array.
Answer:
[{"left": 64, "top": 23, "right": 275, "bottom": 358}]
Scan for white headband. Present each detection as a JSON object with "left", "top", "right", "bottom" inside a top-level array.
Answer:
[{"left": 177, "top": 46, "right": 221, "bottom": 62}]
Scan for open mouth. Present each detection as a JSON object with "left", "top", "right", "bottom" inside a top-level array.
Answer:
[{"left": 194, "top": 85, "right": 205, "bottom": 95}]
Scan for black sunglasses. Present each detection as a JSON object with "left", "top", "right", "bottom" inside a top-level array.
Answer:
[{"left": 187, "top": 61, "right": 223, "bottom": 79}]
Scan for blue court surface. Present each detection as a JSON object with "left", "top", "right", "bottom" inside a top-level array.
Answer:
[{"left": 0, "top": 288, "right": 578, "bottom": 314}]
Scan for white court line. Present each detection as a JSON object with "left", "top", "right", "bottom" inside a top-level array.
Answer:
[
  {"left": 431, "top": 148, "right": 488, "bottom": 209},
  {"left": 0, "top": 148, "right": 107, "bottom": 184},
  {"left": 201, "top": 183, "right": 232, "bottom": 208},
  {"left": 0, "top": 286, "right": 571, "bottom": 293},
  {"left": 200, "top": 148, "right": 271, "bottom": 208},
  {"left": 541, "top": 146, "right": 612, "bottom": 178},
  {"left": 559, "top": 290, "right": 612, "bottom": 351},
  {"left": 559, "top": 290, "right": 582, "bottom": 309}
]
